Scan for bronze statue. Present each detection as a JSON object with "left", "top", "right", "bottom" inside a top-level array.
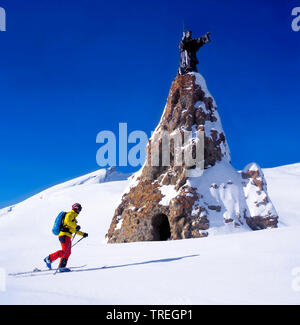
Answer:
[{"left": 178, "top": 30, "right": 211, "bottom": 75}]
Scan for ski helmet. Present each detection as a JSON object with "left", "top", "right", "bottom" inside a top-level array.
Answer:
[{"left": 72, "top": 203, "right": 82, "bottom": 214}]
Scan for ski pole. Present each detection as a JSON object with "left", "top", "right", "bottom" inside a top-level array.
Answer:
[
  {"left": 53, "top": 232, "right": 77, "bottom": 275},
  {"left": 71, "top": 236, "right": 85, "bottom": 248}
]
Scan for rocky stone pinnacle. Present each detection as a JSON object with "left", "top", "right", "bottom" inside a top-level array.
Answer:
[{"left": 106, "top": 73, "right": 278, "bottom": 243}]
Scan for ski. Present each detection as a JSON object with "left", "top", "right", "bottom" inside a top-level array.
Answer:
[
  {"left": 66, "top": 265, "right": 107, "bottom": 273},
  {"left": 9, "top": 265, "right": 107, "bottom": 277},
  {"left": 54, "top": 265, "right": 107, "bottom": 275},
  {"left": 9, "top": 265, "right": 87, "bottom": 277}
]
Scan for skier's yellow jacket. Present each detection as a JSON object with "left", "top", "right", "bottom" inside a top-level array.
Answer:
[{"left": 59, "top": 210, "right": 85, "bottom": 238}]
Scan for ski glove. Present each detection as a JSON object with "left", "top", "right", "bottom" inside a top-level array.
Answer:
[
  {"left": 83, "top": 233, "right": 88, "bottom": 238},
  {"left": 76, "top": 225, "right": 81, "bottom": 231}
]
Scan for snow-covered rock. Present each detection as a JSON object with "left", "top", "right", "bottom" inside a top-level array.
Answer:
[
  {"left": 106, "top": 73, "right": 278, "bottom": 243},
  {"left": 241, "top": 163, "right": 278, "bottom": 229}
]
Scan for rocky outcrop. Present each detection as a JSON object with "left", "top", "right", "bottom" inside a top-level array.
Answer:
[
  {"left": 241, "top": 162, "right": 278, "bottom": 230},
  {"left": 106, "top": 73, "right": 278, "bottom": 243}
]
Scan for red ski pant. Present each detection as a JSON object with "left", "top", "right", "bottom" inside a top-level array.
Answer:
[{"left": 49, "top": 235, "right": 71, "bottom": 265}]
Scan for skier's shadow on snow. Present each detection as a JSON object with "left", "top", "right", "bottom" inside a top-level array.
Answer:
[{"left": 73, "top": 254, "right": 199, "bottom": 273}]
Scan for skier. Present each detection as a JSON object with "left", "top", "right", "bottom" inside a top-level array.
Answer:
[{"left": 44, "top": 203, "right": 88, "bottom": 272}]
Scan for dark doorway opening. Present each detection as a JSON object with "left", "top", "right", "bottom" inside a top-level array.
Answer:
[{"left": 151, "top": 214, "right": 171, "bottom": 241}]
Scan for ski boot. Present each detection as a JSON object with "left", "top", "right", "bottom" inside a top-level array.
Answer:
[
  {"left": 58, "top": 267, "right": 71, "bottom": 273},
  {"left": 43, "top": 256, "right": 52, "bottom": 270},
  {"left": 58, "top": 258, "right": 70, "bottom": 272}
]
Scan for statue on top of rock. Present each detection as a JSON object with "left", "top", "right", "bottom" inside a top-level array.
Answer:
[{"left": 178, "top": 30, "right": 211, "bottom": 75}]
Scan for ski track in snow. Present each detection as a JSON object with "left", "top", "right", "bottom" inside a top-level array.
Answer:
[{"left": 0, "top": 165, "right": 300, "bottom": 304}]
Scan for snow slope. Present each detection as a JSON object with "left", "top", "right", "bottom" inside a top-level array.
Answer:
[{"left": 0, "top": 164, "right": 299, "bottom": 304}]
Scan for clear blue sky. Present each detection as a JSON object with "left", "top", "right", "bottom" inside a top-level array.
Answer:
[{"left": 0, "top": 0, "right": 299, "bottom": 208}]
